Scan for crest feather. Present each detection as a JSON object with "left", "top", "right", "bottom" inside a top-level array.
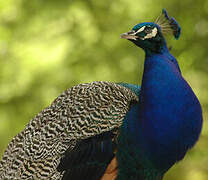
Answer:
[{"left": 155, "top": 9, "right": 181, "bottom": 39}]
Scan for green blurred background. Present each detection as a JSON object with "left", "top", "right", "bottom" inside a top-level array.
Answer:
[{"left": 0, "top": 0, "right": 207, "bottom": 179}]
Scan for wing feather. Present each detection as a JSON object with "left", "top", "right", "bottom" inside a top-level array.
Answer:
[{"left": 0, "top": 81, "right": 139, "bottom": 179}]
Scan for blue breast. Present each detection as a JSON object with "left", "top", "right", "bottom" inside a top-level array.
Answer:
[{"left": 119, "top": 48, "right": 203, "bottom": 175}]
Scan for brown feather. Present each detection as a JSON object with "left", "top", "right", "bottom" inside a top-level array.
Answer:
[{"left": 100, "top": 157, "right": 118, "bottom": 180}]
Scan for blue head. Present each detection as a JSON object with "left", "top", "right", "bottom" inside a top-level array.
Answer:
[{"left": 121, "top": 9, "right": 181, "bottom": 54}]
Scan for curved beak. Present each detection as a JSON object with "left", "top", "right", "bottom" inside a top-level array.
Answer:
[{"left": 120, "top": 30, "right": 138, "bottom": 40}]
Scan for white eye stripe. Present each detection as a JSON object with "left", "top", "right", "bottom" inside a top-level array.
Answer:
[
  {"left": 135, "top": 26, "right": 146, "bottom": 34},
  {"left": 142, "top": 27, "right": 158, "bottom": 40},
  {"left": 131, "top": 26, "right": 158, "bottom": 40},
  {"left": 131, "top": 26, "right": 146, "bottom": 35}
]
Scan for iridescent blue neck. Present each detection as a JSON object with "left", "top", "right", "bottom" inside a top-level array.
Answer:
[
  {"left": 141, "top": 36, "right": 168, "bottom": 57},
  {"left": 145, "top": 44, "right": 181, "bottom": 73},
  {"left": 119, "top": 46, "right": 202, "bottom": 178},
  {"left": 135, "top": 48, "right": 202, "bottom": 172}
]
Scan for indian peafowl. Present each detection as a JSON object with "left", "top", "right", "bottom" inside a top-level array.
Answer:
[{"left": 0, "top": 9, "right": 202, "bottom": 180}]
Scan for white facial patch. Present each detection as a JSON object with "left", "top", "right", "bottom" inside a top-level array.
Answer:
[
  {"left": 135, "top": 26, "right": 146, "bottom": 34},
  {"left": 121, "top": 26, "right": 158, "bottom": 41},
  {"left": 121, "top": 26, "right": 147, "bottom": 40},
  {"left": 142, "top": 27, "right": 158, "bottom": 40}
]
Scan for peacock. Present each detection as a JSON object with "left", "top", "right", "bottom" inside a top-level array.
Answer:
[{"left": 0, "top": 9, "right": 202, "bottom": 180}]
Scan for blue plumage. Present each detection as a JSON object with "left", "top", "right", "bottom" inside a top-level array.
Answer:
[{"left": 119, "top": 9, "right": 203, "bottom": 179}]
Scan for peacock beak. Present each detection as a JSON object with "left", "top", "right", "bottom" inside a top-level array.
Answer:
[{"left": 120, "top": 30, "right": 138, "bottom": 40}]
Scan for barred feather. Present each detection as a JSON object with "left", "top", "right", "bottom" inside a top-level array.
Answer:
[{"left": 0, "top": 81, "right": 138, "bottom": 179}]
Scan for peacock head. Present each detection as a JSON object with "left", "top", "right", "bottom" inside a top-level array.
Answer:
[{"left": 121, "top": 9, "right": 181, "bottom": 54}]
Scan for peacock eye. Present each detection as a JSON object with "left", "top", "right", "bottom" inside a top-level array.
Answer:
[{"left": 144, "top": 27, "right": 152, "bottom": 34}]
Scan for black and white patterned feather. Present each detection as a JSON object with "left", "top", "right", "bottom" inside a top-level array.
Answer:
[{"left": 0, "top": 81, "right": 138, "bottom": 179}]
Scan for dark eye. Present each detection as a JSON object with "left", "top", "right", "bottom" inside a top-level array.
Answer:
[{"left": 144, "top": 27, "right": 152, "bottom": 34}]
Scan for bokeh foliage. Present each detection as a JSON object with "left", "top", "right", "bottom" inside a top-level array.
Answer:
[{"left": 0, "top": 0, "right": 208, "bottom": 179}]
